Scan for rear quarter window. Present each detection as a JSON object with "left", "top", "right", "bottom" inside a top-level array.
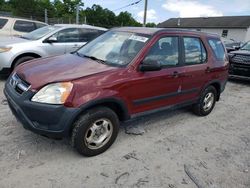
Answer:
[
  {"left": 208, "top": 38, "right": 226, "bottom": 61},
  {"left": 14, "top": 20, "right": 36, "bottom": 32},
  {"left": 0, "top": 18, "right": 8, "bottom": 29}
]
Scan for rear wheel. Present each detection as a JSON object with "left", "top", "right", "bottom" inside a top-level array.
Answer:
[
  {"left": 193, "top": 86, "right": 217, "bottom": 116},
  {"left": 13, "top": 56, "right": 36, "bottom": 69},
  {"left": 71, "top": 106, "right": 119, "bottom": 156}
]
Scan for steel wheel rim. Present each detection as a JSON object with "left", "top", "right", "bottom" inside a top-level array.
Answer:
[
  {"left": 203, "top": 92, "right": 215, "bottom": 111},
  {"left": 84, "top": 118, "right": 113, "bottom": 150}
]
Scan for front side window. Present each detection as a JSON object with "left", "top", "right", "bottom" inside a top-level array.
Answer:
[
  {"left": 52, "top": 28, "right": 80, "bottom": 42},
  {"left": 0, "top": 18, "right": 8, "bottom": 29},
  {"left": 184, "top": 37, "right": 207, "bottom": 65},
  {"left": 144, "top": 36, "right": 179, "bottom": 67},
  {"left": 208, "top": 38, "right": 226, "bottom": 61},
  {"left": 14, "top": 20, "right": 36, "bottom": 32},
  {"left": 77, "top": 31, "right": 149, "bottom": 66}
]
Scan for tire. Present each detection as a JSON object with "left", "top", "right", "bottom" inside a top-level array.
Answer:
[
  {"left": 71, "top": 106, "right": 119, "bottom": 157},
  {"left": 14, "top": 56, "right": 36, "bottom": 69},
  {"left": 193, "top": 86, "right": 217, "bottom": 116}
]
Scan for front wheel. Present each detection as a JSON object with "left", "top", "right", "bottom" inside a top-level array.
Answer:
[
  {"left": 193, "top": 86, "right": 217, "bottom": 116},
  {"left": 71, "top": 107, "right": 119, "bottom": 156}
]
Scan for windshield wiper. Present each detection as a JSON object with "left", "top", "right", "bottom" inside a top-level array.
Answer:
[{"left": 82, "top": 55, "right": 106, "bottom": 64}]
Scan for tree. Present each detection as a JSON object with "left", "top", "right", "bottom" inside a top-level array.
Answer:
[
  {"left": 146, "top": 22, "right": 156, "bottom": 27},
  {"left": 82, "top": 5, "right": 117, "bottom": 28},
  {"left": 116, "top": 11, "right": 142, "bottom": 27}
]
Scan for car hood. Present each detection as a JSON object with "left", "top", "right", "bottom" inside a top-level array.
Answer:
[
  {"left": 0, "top": 36, "right": 30, "bottom": 46},
  {"left": 229, "top": 50, "right": 250, "bottom": 55},
  {"left": 16, "top": 54, "right": 117, "bottom": 90}
]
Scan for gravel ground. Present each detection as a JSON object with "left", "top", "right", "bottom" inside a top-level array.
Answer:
[{"left": 0, "top": 77, "right": 249, "bottom": 188}]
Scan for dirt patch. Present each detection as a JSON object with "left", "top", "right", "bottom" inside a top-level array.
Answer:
[{"left": 0, "top": 77, "right": 249, "bottom": 188}]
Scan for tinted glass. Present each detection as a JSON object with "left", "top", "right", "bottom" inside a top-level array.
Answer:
[
  {"left": 0, "top": 18, "right": 8, "bottom": 29},
  {"left": 144, "top": 36, "right": 179, "bottom": 67},
  {"left": 79, "top": 29, "right": 104, "bottom": 42},
  {"left": 184, "top": 37, "right": 207, "bottom": 65},
  {"left": 208, "top": 38, "right": 226, "bottom": 61},
  {"left": 14, "top": 20, "right": 36, "bottom": 32}
]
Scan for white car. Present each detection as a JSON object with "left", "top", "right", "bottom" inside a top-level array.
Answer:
[
  {"left": 0, "top": 24, "right": 107, "bottom": 74},
  {"left": 0, "top": 16, "right": 48, "bottom": 37}
]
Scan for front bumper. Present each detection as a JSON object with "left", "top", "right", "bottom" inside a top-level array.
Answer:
[
  {"left": 0, "top": 51, "right": 14, "bottom": 74},
  {"left": 4, "top": 79, "right": 79, "bottom": 138},
  {"left": 229, "top": 62, "right": 250, "bottom": 80}
]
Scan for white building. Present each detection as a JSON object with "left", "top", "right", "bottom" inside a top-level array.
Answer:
[{"left": 158, "top": 16, "right": 250, "bottom": 42}]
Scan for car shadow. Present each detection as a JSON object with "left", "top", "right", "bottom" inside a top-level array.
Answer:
[
  {"left": 0, "top": 75, "right": 9, "bottom": 81},
  {"left": 228, "top": 78, "right": 250, "bottom": 86}
]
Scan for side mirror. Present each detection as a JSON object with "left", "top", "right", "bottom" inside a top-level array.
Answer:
[
  {"left": 45, "top": 36, "right": 57, "bottom": 43},
  {"left": 233, "top": 46, "right": 240, "bottom": 50},
  {"left": 139, "top": 60, "right": 162, "bottom": 72}
]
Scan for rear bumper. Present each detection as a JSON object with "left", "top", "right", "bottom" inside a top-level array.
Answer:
[{"left": 4, "top": 79, "right": 79, "bottom": 138}]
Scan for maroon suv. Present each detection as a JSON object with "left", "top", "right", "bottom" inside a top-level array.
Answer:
[{"left": 4, "top": 27, "right": 228, "bottom": 156}]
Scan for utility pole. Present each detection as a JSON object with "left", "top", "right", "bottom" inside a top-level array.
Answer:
[
  {"left": 44, "top": 9, "right": 48, "bottom": 24},
  {"left": 143, "top": 0, "right": 148, "bottom": 27},
  {"left": 76, "top": 5, "right": 79, "bottom": 24}
]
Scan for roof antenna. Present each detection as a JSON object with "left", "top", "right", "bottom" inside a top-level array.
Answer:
[{"left": 177, "top": 18, "right": 181, "bottom": 26}]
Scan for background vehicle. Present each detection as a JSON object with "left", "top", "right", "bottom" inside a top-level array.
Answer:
[
  {"left": 229, "top": 41, "right": 250, "bottom": 80},
  {"left": 4, "top": 28, "right": 228, "bottom": 156},
  {"left": 0, "top": 24, "right": 107, "bottom": 75},
  {"left": 221, "top": 37, "right": 242, "bottom": 53},
  {"left": 0, "top": 16, "right": 47, "bottom": 37}
]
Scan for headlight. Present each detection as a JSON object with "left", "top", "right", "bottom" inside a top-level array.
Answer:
[
  {"left": 31, "top": 82, "right": 73, "bottom": 104},
  {"left": 0, "top": 47, "right": 12, "bottom": 53}
]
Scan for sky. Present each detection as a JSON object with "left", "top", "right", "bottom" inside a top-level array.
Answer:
[{"left": 83, "top": 0, "right": 250, "bottom": 24}]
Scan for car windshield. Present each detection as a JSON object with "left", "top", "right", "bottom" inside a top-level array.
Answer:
[
  {"left": 21, "top": 26, "right": 61, "bottom": 40},
  {"left": 77, "top": 31, "right": 150, "bottom": 66},
  {"left": 241, "top": 41, "right": 250, "bottom": 51}
]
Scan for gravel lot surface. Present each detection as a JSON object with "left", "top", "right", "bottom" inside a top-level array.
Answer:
[{"left": 0, "top": 77, "right": 249, "bottom": 188}]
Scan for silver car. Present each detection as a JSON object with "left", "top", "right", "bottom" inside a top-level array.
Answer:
[{"left": 0, "top": 24, "right": 107, "bottom": 75}]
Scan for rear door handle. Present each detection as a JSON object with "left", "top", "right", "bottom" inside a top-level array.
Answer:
[{"left": 206, "top": 67, "right": 211, "bottom": 73}]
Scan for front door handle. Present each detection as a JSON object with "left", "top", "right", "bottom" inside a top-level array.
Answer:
[{"left": 172, "top": 71, "right": 179, "bottom": 78}]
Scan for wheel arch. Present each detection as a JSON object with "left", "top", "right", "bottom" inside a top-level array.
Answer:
[
  {"left": 202, "top": 80, "right": 222, "bottom": 101},
  {"left": 11, "top": 52, "right": 42, "bottom": 70},
  {"left": 67, "top": 97, "right": 130, "bottom": 136}
]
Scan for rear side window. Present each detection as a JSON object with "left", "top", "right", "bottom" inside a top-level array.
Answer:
[
  {"left": 14, "top": 20, "right": 36, "bottom": 32},
  {"left": 0, "top": 18, "right": 8, "bottom": 29},
  {"left": 183, "top": 37, "right": 207, "bottom": 65},
  {"left": 208, "top": 38, "right": 225, "bottom": 61},
  {"left": 79, "top": 29, "right": 104, "bottom": 42}
]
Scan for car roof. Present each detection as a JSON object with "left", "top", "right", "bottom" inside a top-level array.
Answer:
[
  {"left": 0, "top": 16, "right": 48, "bottom": 25},
  {"left": 54, "top": 24, "right": 107, "bottom": 31},
  {"left": 111, "top": 27, "right": 219, "bottom": 38}
]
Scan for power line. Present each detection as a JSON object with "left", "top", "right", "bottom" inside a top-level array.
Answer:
[{"left": 113, "top": 0, "right": 142, "bottom": 12}]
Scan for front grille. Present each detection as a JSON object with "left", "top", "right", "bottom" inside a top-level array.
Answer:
[
  {"left": 10, "top": 73, "right": 31, "bottom": 94},
  {"left": 231, "top": 54, "right": 250, "bottom": 65}
]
